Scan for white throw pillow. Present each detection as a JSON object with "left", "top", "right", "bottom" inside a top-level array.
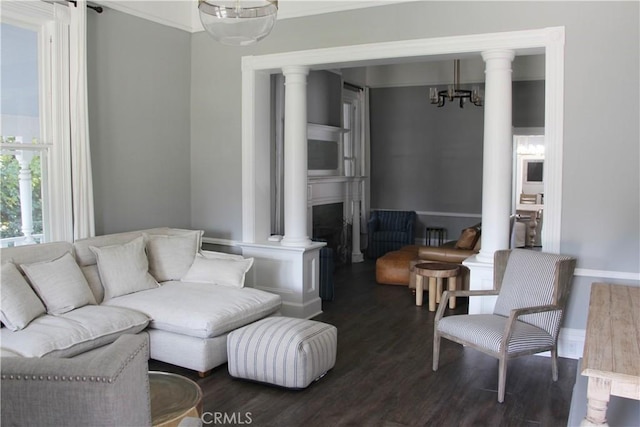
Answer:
[
  {"left": 181, "top": 255, "right": 254, "bottom": 288},
  {"left": 21, "top": 252, "right": 96, "bottom": 315},
  {"left": 90, "top": 236, "right": 159, "bottom": 301},
  {"left": 1, "top": 262, "right": 46, "bottom": 330},
  {"left": 145, "top": 230, "right": 202, "bottom": 282}
]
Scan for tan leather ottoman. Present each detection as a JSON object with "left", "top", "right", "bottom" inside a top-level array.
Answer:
[{"left": 375, "top": 245, "right": 419, "bottom": 286}]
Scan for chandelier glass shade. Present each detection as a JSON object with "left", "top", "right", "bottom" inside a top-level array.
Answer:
[
  {"left": 198, "top": 0, "right": 278, "bottom": 46},
  {"left": 430, "top": 59, "right": 483, "bottom": 108}
]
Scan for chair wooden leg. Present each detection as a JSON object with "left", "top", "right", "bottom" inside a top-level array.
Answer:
[
  {"left": 551, "top": 347, "right": 559, "bottom": 381},
  {"left": 432, "top": 330, "right": 441, "bottom": 371},
  {"left": 498, "top": 357, "right": 507, "bottom": 403}
]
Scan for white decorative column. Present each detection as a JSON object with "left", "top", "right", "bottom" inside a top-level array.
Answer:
[
  {"left": 477, "top": 49, "right": 515, "bottom": 262},
  {"left": 281, "top": 65, "right": 312, "bottom": 247},
  {"left": 15, "top": 150, "right": 36, "bottom": 245},
  {"left": 465, "top": 49, "right": 515, "bottom": 314},
  {"left": 240, "top": 65, "right": 322, "bottom": 319}
]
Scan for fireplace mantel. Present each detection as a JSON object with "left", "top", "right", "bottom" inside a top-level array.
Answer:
[{"left": 307, "top": 175, "right": 365, "bottom": 263}]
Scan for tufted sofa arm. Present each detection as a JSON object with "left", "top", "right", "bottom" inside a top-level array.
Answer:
[{"left": 1, "top": 334, "right": 152, "bottom": 427}]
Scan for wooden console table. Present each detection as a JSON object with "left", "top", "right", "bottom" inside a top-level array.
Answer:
[{"left": 580, "top": 283, "right": 640, "bottom": 426}]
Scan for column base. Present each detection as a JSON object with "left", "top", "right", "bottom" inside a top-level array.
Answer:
[
  {"left": 239, "top": 241, "right": 324, "bottom": 319},
  {"left": 463, "top": 254, "right": 497, "bottom": 314},
  {"left": 281, "top": 236, "right": 312, "bottom": 247}
]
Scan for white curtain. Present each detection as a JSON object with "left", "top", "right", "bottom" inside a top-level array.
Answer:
[
  {"left": 361, "top": 87, "right": 371, "bottom": 235},
  {"left": 69, "top": 0, "right": 95, "bottom": 240}
]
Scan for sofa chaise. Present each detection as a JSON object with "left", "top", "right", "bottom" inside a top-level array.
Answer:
[
  {"left": 0, "top": 227, "right": 282, "bottom": 376},
  {"left": 375, "top": 223, "right": 481, "bottom": 290}
]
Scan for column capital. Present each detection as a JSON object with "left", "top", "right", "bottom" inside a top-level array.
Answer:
[
  {"left": 282, "top": 65, "right": 309, "bottom": 76},
  {"left": 481, "top": 49, "right": 516, "bottom": 63}
]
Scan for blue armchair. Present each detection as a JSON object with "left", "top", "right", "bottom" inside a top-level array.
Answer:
[{"left": 367, "top": 210, "right": 416, "bottom": 259}]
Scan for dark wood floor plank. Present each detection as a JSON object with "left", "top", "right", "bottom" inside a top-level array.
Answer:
[{"left": 150, "top": 259, "right": 577, "bottom": 426}]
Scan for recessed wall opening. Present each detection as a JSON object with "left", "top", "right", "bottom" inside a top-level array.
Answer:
[
  {"left": 242, "top": 28, "right": 564, "bottom": 256},
  {"left": 312, "top": 202, "right": 351, "bottom": 265}
]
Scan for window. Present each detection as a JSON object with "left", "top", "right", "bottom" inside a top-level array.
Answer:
[
  {"left": 1, "top": 23, "right": 47, "bottom": 246},
  {"left": 1, "top": 2, "right": 73, "bottom": 246},
  {"left": 307, "top": 124, "right": 345, "bottom": 176}
]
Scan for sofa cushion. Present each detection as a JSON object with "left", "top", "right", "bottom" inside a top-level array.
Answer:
[
  {"left": 181, "top": 254, "right": 254, "bottom": 288},
  {"left": 454, "top": 226, "right": 481, "bottom": 250},
  {"left": 1, "top": 262, "right": 46, "bottom": 331},
  {"left": 145, "top": 230, "right": 203, "bottom": 282},
  {"left": 103, "top": 282, "right": 282, "bottom": 339},
  {"left": 21, "top": 252, "right": 96, "bottom": 315},
  {"left": 0, "top": 305, "right": 150, "bottom": 358},
  {"left": 90, "top": 236, "right": 159, "bottom": 301},
  {"left": 73, "top": 228, "right": 169, "bottom": 267},
  {"left": 0, "top": 241, "right": 74, "bottom": 274}
]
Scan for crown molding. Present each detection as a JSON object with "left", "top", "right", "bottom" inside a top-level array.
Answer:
[
  {"left": 94, "top": 1, "right": 195, "bottom": 32},
  {"left": 91, "top": 0, "right": 413, "bottom": 34}
]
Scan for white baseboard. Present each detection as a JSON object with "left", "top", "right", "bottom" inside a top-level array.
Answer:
[
  {"left": 536, "top": 327, "right": 585, "bottom": 359},
  {"left": 558, "top": 328, "right": 585, "bottom": 359}
]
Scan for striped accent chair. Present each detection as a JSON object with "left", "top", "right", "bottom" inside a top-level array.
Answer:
[
  {"left": 433, "top": 249, "right": 576, "bottom": 403},
  {"left": 367, "top": 210, "right": 416, "bottom": 259}
]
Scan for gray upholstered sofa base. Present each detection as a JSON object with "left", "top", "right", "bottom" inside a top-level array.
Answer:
[{"left": 1, "top": 334, "right": 152, "bottom": 427}]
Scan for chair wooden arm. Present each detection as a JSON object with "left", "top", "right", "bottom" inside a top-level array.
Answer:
[
  {"left": 500, "top": 304, "right": 563, "bottom": 352},
  {"left": 435, "top": 289, "right": 500, "bottom": 322},
  {"left": 509, "top": 304, "right": 562, "bottom": 318}
]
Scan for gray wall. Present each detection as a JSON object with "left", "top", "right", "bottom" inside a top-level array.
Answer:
[
  {"left": 80, "top": 1, "right": 639, "bottom": 332},
  {"left": 307, "top": 70, "right": 342, "bottom": 127},
  {"left": 87, "top": 8, "right": 191, "bottom": 235},
  {"left": 513, "top": 80, "right": 545, "bottom": 128},
  {"left": 190, "top": 1, "right": 639, "bottom": 330},
  {"left": 369, "top": 84, "right": 484, "bottom": 239},
  {"left": 369, "top": 80, "right": 544, "bottom": 241}
]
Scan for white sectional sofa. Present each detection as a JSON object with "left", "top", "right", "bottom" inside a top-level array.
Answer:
[{"left": 0, "top": 228, "right": 282, "bottom": 376}]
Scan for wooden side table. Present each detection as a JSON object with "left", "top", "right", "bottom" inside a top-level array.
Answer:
[
  {"left": 413, "top": 262, "right": 460, "bottom": 312},
  {"left": 150, "top": 371, "right": 203, "bottom": 427}
]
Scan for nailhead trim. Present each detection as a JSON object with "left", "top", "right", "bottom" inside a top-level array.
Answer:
[{"left": 1, "top": 340, "right": 148, "bottom": 383}]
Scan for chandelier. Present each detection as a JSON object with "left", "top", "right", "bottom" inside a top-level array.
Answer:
[
  {"left": 198, "top": 0, "right": 278, "bottom": 46},
  {"left": 430, "top": 59, "right": 483, "bottom": 108}
]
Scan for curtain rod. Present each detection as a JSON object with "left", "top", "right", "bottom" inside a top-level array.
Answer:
[
  {"left": 66, "top": 0, "right": 103, "bottom": 13},
  {"left": 344, "top": 82, "right": 364, "bottom": 92}
]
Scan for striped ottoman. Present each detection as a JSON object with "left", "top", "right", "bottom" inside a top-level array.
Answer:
[{"left": 227, "top": 317, "right": 337, "bottom": 389}]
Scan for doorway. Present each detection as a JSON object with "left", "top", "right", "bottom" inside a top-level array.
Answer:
[
  {"left": 512, "top": 129, "right": 545, "bottom": 248},
  {"left": 241, "top": 27, "right": 565, "bottom": 254}
]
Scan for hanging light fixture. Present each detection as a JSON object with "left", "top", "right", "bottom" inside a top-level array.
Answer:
[
  {"left": 198, "top": 0, "right": 278, "bottom": 46},
  {"left": 430, "top": 59, "right": 483, "bottom": 108}
]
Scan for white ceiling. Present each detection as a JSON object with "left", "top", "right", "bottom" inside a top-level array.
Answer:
[{"left": 95, "top": 0, "right": 411, "bottom": 33}]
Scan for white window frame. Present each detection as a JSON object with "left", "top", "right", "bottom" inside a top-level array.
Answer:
[
  {"left": 307, "top": 123, "right": 346, "bottom": 177},
  {"left": 2, "top": 0, "right": 73, "bottom": 243}
]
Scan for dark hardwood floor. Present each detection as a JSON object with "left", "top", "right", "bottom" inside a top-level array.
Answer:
[{"left": 150, "top": 260, "right": 577, "bottom": 427}]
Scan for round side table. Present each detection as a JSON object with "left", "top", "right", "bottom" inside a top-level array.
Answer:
[
  {"left": 413, "top": 262, "right": 460, "bottom": 312},
  {"left": 150, "top": 371, "right": 203, "bottom": 427}
]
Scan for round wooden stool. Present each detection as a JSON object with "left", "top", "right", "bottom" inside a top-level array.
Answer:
[{"left": 413, "top": 262, "right": 460, "bottom": 312}]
